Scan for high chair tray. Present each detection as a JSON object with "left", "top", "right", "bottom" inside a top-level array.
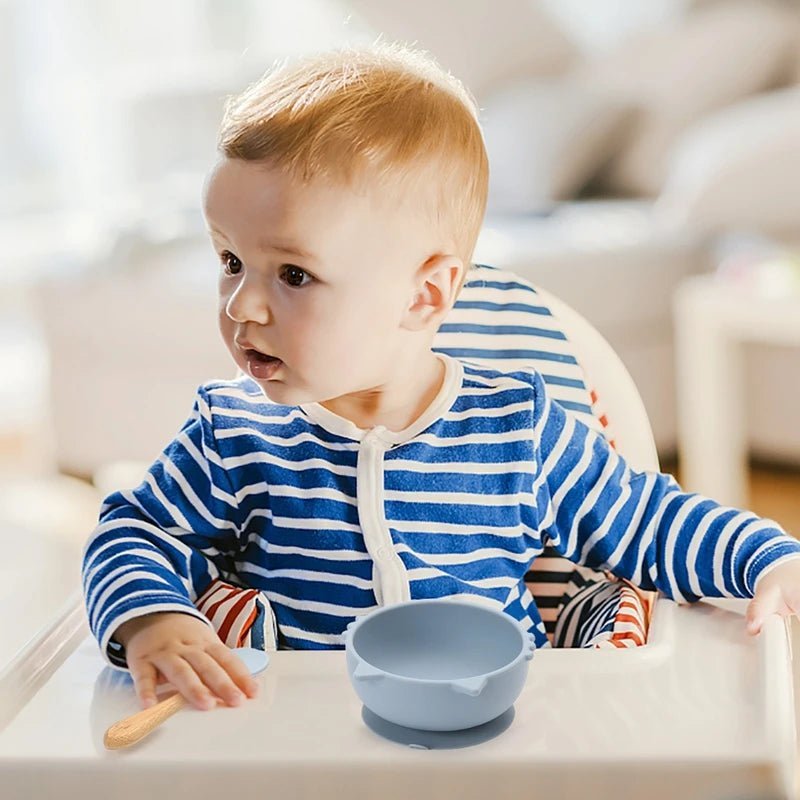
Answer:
[{"left": 0, "top": 596, "right": 795, "bottom": 800}]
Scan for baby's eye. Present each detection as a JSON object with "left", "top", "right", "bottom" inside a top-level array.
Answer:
[
  {"left": 220, "top": 250, "right": 242, "bottom": 276},
  {"left": 280, "top": 265, "right": 312, "bottom": 288}
]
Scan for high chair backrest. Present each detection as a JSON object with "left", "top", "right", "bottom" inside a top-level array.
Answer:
[{"left": 433, "top": 264, "right": 660, "bottom": 646}]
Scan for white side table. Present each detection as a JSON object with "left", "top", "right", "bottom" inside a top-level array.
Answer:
[{"left": 673, "top": 274, "right": 800, "bottom": 508}]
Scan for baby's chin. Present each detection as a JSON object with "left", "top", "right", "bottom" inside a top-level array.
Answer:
[
  {"left": 240, "top": 364, "right": 363, "bottom": 409},
  {"left": 251, "top": 376, "right": 317, "bottom": 407},
  {"left": 252, "top": 379, "right": 295, "bottom": 404}
]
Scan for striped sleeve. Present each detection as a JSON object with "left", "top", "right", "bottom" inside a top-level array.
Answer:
[
  {"left": 80, "top": 386, "right": 243, "bottom": 670},
  {"left": 529, "top": 371, "right": 800, "bottom": 601}
]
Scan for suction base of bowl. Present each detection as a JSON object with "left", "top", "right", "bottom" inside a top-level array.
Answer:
[{"left": 361, "top": 705, "right": 515, "bottom": 750}]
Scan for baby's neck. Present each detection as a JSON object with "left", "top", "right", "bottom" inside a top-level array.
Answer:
[{"left": 319, "top": 352, "right": 445, "bottom": 433}]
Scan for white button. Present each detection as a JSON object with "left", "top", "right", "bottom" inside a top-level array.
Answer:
[{"left": 376, "top": 546, "right": 391, "bottom": 560}]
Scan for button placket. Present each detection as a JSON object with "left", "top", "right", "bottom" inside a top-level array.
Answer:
[{"left": 356, "top": 426, "right": 409, "bottom": 606}]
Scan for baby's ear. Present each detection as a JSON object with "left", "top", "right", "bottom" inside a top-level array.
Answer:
[{"left": 401, "top": 254, "right": 464, "bottom": 332}]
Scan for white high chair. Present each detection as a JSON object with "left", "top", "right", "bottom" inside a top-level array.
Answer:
[{"left": 0, "top": 267, "right": 795, "bottom": 800}]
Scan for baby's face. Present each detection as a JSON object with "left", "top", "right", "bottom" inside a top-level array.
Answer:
[{"left": 202, "top": 157, "right": 437, "bottom": 406}]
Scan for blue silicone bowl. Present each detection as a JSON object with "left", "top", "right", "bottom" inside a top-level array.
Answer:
[{"left": 344, "top": 598, "right": 536, "bottom": 732}]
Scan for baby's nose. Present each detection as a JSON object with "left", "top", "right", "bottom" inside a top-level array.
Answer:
[{"left": 225, "top": 279, "right": 272, "bottom": 325}]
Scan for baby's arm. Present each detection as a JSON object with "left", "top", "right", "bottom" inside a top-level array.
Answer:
[
  {"left": 529, "top": 371, "right": 800, "bottom": 609},
  {"left": 81, "top": 386, "right": 249, "bottom": 702}
]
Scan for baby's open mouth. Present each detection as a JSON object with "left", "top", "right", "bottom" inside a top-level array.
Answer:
[
  {"left": 244, "top": 349, "right": 283, "bottom": 380},
  {"left": 246, "top": 348, "right": 280, "bottom": 363}
]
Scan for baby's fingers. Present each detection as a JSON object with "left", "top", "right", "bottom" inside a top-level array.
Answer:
[
  {"left": 209, "top": 643, "right": 260, "bottom": 699},
  {"left": 746, "top": 585, "right": 781, "bottom": 635},
  {"left": 182, "top": 650, "right": 248, "bottom": 708},
  {"left": 129, "top": 659, "right": 159, "bottom": 709},
  {"left": 152, "top": 654, "right": 217, "bottom": 711}
]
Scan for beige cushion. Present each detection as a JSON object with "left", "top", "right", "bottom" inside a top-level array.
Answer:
[
  {"left": 483, "top": 77, "right": 636, "bottom": 214},
  {"left": 579, "top": 0, "right": 798, "bottom": 196},
  {"left": 344, "top": 0, "right": 577, "bottom": 102},
  {"left": 655, "top": 86, "right": 800, "bottom": 237}
]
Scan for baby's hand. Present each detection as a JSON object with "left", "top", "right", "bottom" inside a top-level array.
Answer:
[
  {"left": 114, "top": 611, "right": 260, "bottom": 711},
  {"left": 745, "top": 559, "right": 800, "bottom": 635}
]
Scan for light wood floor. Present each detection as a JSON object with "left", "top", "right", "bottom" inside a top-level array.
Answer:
[{"left": 746, "top": 465, "right": 800, "bottom": 536}]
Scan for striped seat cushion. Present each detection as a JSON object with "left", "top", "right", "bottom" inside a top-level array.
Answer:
[
  {"left": 553, "top": 567, "right": 652, "bottom": 649},
  {"left": 194, "top": 574, "right": 651, "bottom": 653},
  {"left": 195, "top": 578, "right": 279, "bottom": 651}
]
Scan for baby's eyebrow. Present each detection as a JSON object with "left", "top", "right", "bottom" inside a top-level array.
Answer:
[
  {"left": 207, "top": 227, "right": 230, "bottom": 243},
  {"left": 206, "top": 228, "right": 317, "bottom": 263},
  {"left": 258, "top": 237, "right": 318, "bottom": 262}
]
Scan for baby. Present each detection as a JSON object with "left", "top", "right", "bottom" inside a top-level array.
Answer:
[{"left": 81, "top": 42, "right": 800, "bottom": 714}]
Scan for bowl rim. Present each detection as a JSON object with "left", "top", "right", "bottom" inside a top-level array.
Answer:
[{"left": 345, "top": 598, "right": 533, "bottom": 685}]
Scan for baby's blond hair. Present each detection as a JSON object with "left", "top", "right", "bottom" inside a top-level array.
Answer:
[{"left": 218, "top": 40, "right": 488, "bottom": 278}]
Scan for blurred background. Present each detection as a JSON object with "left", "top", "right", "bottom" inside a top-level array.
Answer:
[{"left": 1, "top": 0, "right": 799, "bottom": 647}]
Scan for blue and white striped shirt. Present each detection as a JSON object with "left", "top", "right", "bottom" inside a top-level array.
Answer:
[{"left": 81, "top": 267, "right": 800, "bottom": 668}]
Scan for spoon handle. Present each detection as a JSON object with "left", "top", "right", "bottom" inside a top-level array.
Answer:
[{"left": 104, "top": 691, "right": 187, "bottom": 749}]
